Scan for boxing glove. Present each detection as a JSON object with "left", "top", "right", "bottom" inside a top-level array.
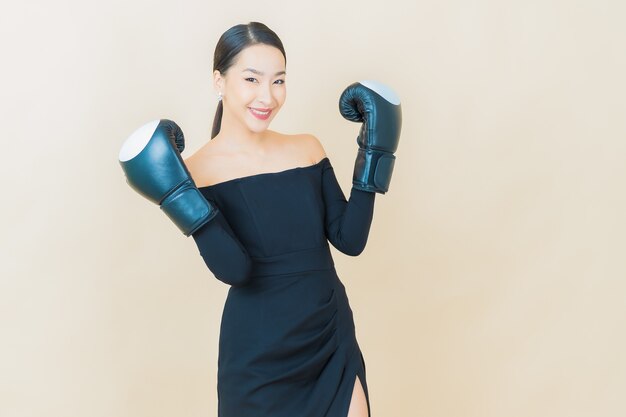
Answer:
[
  {"left": 118, "top": 119, "right": 218, "bottom": 236},
  {"left": 339, "top": 80, "right": 402, "bottom": 194}
]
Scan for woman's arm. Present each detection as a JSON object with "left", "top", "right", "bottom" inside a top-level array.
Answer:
[
  {"left": 191, "top": 200, "right": 253, "bottom": 286},
  {"left": 300, "top": 133, "right": 376, "bottom": 256},
  {"left": 321, "top": 158, "right": 376, "bottom": 256}
]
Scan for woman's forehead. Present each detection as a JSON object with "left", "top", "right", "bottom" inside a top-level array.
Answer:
[{"left": 234, "top": 45, "right": 286, "bottom": 72}]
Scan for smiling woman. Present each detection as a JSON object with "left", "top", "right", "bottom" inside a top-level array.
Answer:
[
  {"left": 119, "top": 20, "right": 402, "bottom": 417},
  {"left": 181, "top": 22, "right": 377, "bottom": 417},
  {"left": 213, "top": 45, "right": 286, "bottom": 130},
  {"left": 209, "top": 23, "right": 288, "bottom": 140}
]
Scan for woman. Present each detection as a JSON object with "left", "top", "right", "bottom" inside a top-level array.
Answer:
[
  {"left": 119, "top": 21, "right": 401, "bottom": 417},
  {"left": 186, "top": 22, "right": 373, "bottom": 417}
]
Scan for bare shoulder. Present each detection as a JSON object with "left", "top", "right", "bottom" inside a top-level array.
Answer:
[
  {"left": 290, "top": 133, "right": 328, "bottom": 163},
  {"left": 182, "top": 132, "right": 327, "bottom": 187},
  {"left": 182, "top": 142, "right": 224, "bottom": 187}
]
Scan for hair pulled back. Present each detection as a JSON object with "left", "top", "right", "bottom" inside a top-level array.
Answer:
[{"left": 211, "top": 22, "right": 287, "bottom": 139}]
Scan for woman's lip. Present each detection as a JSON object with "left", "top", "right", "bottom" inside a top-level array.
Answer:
[
  {"left": 249, "top": 107, "right": 272, "bottom": 120},
  {"left": 249, "top": 107, "right": 271, "bottom": 111}
]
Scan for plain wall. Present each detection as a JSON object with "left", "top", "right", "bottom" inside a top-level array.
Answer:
[{"left": 1, "top": 0, "right": 625, "bottom": 416}]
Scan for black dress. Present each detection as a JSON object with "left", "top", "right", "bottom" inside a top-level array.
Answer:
[{"left": 191, "top": 156, "right": 375, "bottom": 417}]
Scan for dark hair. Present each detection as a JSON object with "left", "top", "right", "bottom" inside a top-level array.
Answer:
[{"left": 211, "top": 22, "right": 287, "bottom": 139}]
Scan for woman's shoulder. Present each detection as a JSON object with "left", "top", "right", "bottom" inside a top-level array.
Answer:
[
  {"left": 182, "top": 141, "right": 226, "bottom": 187},
  {"left": 187, "top": 131, "right": 325, "bottom": 157},
  {"left": 279, "top": 131, "right": 327, "bottom": 163},
  {"left": 183, "top": 131, "right": 327, "bottom": 187}
]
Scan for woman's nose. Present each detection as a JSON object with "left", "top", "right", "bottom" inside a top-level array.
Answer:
[{"left": 256, "top": 82, "right": 273, "bottom": 105}]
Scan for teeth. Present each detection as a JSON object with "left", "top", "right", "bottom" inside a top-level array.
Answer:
[{"left": 250, "top": 108, "right": 270, "bottom": 115}]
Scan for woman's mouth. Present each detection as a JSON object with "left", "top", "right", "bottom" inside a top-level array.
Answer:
[{"left": 249, "top": 107, "right": 272, "bottom": 120}]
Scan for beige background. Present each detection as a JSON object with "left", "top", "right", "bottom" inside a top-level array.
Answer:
[{"left": 1, "top": 0, "right": 625, "bottom": 416}]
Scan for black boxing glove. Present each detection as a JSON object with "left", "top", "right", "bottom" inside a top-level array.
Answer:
[
  {"left": 339, "top": 80, "right": 402, "bottom": 194},
  {"left": 118, "top": 119, "right": 218, "bottom": 236}
]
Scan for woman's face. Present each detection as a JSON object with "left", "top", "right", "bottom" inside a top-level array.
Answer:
[{"left": 214, "top": 43, "right": 287, "bottom": 134}]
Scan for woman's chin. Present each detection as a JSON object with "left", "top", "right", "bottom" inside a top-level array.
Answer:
[{"left": 246, "top": 118, "right": 274, "bottom": 132}]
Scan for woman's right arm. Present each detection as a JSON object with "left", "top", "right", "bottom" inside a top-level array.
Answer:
[
  {"left": 118, "top": 119, "right": 253, "bottom": 286},
  {"left": 191, "top": 201, "right": 252, "bottom": 287}
]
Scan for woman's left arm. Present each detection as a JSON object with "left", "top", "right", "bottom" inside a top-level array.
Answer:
[{"left": 321, "top": 158, "right": 376, "bottom": 256}]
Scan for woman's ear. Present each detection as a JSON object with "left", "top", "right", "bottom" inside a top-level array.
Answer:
[{"left": 213, "top": 70, "right": 224, "bottom": 94}]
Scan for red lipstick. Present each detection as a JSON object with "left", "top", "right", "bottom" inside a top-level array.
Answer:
[{"left": 249, "top": 107, "right": 272, "bottom": 120}]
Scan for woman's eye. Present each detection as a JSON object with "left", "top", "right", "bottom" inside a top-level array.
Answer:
[{"left": 244, "top": 77, "right": 284, "bottom": 84}]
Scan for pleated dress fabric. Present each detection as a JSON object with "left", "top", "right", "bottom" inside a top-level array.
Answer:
[{"left": 191, "top": 157, "right": 375, "bottom": 417}]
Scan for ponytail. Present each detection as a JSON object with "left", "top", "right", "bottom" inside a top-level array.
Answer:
[{"left": 211, "top": 99, "right": 223, "bottom": 139}]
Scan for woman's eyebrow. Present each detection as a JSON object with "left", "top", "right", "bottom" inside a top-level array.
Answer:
[{"left": 242, "top": 68, "right": 286, "bottom": 76}]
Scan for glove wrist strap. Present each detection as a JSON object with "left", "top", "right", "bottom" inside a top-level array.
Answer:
[
  {"left": 160, "top": 180, "right": 219, "bottom": 236},
  {"left": 352, "top": 149, "right": 396, "bottom": 194}
]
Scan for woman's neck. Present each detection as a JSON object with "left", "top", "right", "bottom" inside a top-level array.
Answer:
[{"left": 215, "top": 112, "right": 271, "bottom": 154}]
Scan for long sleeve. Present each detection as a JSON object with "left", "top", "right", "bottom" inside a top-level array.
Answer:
[
  {"left": 322, "top": 159, "right": 376, "bottom": 256},
  {"left": 191, "top": 202, "right": 252, "bottom": 286}
]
